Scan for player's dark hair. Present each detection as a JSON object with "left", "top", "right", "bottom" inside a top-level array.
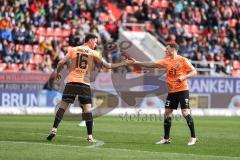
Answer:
[
  {"left": 167, "top": 43, "right": 179, "bottom": 51},
  {"left": 84, "top": 33, "right": 98, "bottom": 43}
]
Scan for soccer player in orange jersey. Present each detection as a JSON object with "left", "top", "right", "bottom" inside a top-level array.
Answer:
[
  {"left": 47, "top": 33, "right": 132, "bottom": 142},
  {"left": 133, "top": 43, "right": 198, "bottom": 145}
]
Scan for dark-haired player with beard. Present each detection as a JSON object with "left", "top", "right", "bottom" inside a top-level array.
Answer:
[{"left": 47, "top": 33, "right": 133, "bottom": 142}]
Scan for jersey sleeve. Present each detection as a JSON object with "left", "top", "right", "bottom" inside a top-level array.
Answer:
[
  {"left": 92, "top": 50, "right": 101, "bottom": 58},
  {"left": 92, "top": 50, "right": 103, "bottom": 62},
  {"left": 155, "top": 59, "right": 167, "bottom": 67},
  {"left": 183, "top": 58, "right": 195, "bottom": 72},
  {"left": 66, "top": 48, "right": 74, "bottom": 59}
]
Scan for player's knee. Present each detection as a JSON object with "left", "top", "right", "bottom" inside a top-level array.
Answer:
[
  {"left": 164, "top": 109, "right": 173, "bottom": 117},
  {"left": 82, "top": 112, "right": 93, "bottom": 121},
  {"left": 181, "top": 109, "right": 189, "bottom": 116},
  {"left": 58, "top": 101, "right": 69, "bottom": 110},
  {"left": 82, "top": 104, "right": 92, "bottom": 112}
]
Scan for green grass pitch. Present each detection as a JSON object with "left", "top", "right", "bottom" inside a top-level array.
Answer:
[{"left": 0, "top": 115, "right": 240, "bottom": 160}]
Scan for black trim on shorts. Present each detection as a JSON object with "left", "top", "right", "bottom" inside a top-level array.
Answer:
[
  {"left": 62, "top": 82, "right": 92, "bottom": 104},
  {"left": 165, "top": 90, "right": 189, "bottom": 110}
]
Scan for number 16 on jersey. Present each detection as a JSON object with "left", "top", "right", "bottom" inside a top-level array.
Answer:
[{"left": 76, "top": 53, "right": 88, "bottom": 69}]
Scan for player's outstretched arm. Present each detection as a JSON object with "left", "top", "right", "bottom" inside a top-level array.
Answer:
[
  {"left": 103, "top": 61, "right": 126, "bottom": 69},
  {"left": 56, "top": 55, "right": 69, "bottom": 73},
  {"left": 94, "top": 55, "right": 132, "bottom": 69},
  {"left": 133, "top": 61, "right": 164, "bottom": 68}
]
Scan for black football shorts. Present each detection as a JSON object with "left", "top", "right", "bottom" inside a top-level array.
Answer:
[
  {"left": 62, "top": 82, "right": 92, "bottom": 104},
  {"left": 165, "top": 90, "right": 189, "bottom": 109}
]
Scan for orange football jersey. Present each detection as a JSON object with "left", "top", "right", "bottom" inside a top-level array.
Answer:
[
  {"left": 65, "top": 45, "right": 100, "bottom": 85},
  {"left": 156, "top": 55, "right": 195, "bottom": 93}
]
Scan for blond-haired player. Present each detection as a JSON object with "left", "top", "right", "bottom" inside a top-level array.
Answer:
[{"left": 133, "top": 43, "right": 197, "bottom": 145}]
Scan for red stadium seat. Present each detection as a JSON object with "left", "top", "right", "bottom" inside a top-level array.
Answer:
[
  {"left": 228, "top": 19, "right": 237, "bottom": 28},
  {"left": 183, "top": 24, "right": 191, "bottom": 33},
  {"left": 34, "top": 34, "right": 39, "bottom": 41},
  {"left": 46, "top": 36, "right": 54, "bottom": 42},
  {"left": 191, "top": 25, "right": 200, "bottom": 33},
  {"left": 0, "top": 63, "right": 7, "bottom": 71},
  {"left": 38, "top": 35, "right": 45, "bottom": 43},
  {"left": 46, "top": 27, "right": 54, "bottom": 36},
  {"left": 24, "top": 45, "right": 33, "bottom": 52},
  {"left": 54, "top": 36, "right": 64, "bottom": 43},
  {"left": 193, "top": 33, "right": 199, "bottom": 38},
  {"left": 11, "top": 63, "right": 19, "bottom": 71},
  {"left": 33, "top": 54, "right": 43, "bottom": 64},
  {"left": 152, "top": 0, "right": 160, "bottom": 8},
  {"left": 62, "top": 29, "right": 71, "bottom": 37},
  {"left": 37, "top": 27, "right": 47, "bottom": 36},
  {"left": 27, "top": 63, "right": 35, "bottom": 71},
  {"left": 159, "top": 0, "right": 169, "bottom": 8},
  {"left": 4, "top": 63, "right": 19, "bottom": 72},
  {"left": 33, "top": 45, "right": 43, "bottom": 54},
  {"left": 53, "top": 28, "right": 63, "bottom": 37},
  {"left": 16, "top": 44, "right": 24, "bottom": 51},
  {"left": 18, "top": 63, "right": 23, "bottom": 69}
]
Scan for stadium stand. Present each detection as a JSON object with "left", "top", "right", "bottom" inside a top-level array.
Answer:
[
  {"left": 0, "top": 0, "right": 239, "bottom": 76},
  {"left": 0, "top": 0, "right": 121, "bottom": 72},
  {"left": 116, "top": 0, "right": 240, "bottom": 76}
]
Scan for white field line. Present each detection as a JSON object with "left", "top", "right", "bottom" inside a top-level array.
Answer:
[
  {"left": 2, "top": 131, "right": 104, "bottom": 148},
  {"left": 0, "top": 140, "right": 84, "bottom": 149},
  {"left": 86, "top": 139, "right": 105, "bottom": 148}
]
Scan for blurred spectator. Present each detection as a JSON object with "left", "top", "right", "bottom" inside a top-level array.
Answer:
[
  {"left": 0, "top": 0, "right": 239, "bottom": 76},
  {"left": 118, "top": 0, "right": 240, "bottom": 76}
]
